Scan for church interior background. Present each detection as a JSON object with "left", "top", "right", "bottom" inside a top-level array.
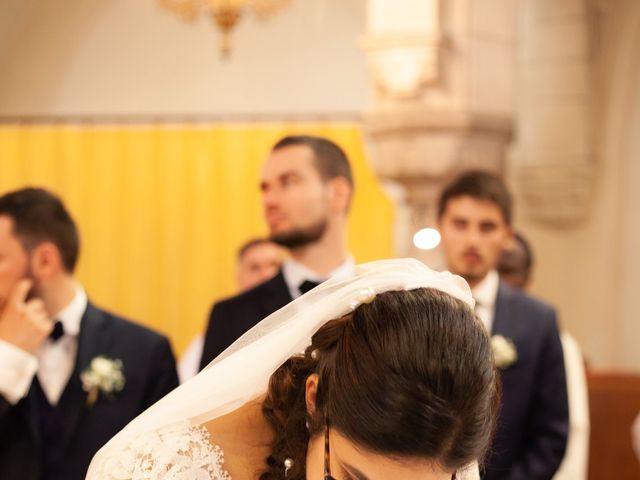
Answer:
[{"left": 1, "top": 0, "right": 639, "bottom": 477}]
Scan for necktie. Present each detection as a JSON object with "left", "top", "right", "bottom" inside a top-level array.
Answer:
[
  {"left": 49, "top": 321, "right": 65, "bottom": 342},
  {"left": 298, "top": 280, "right": 320, "bottom": 295}
]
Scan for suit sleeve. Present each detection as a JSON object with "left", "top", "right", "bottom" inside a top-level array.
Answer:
[
  {"left": 142, "top": 336, "right": 179, "bottom": 409},
  {"left": 199, "top": 302, "right": 233, "bottom": 371},
  {"left": 506, "top": 309, "right": 569, "bottom": 480},
  {"left": 0, "top": 396, "right": 13, "bottom": 434}
]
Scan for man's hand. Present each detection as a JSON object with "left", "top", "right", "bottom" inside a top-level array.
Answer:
[{"left": 0, "top": 279, "right": 51, "bottom": 354}]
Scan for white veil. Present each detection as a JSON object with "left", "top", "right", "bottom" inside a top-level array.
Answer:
[{"left": 87, "top": 258, "right": 476, "bottom": 478}]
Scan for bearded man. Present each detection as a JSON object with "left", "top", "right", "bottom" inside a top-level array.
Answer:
[{"left": 199, "top": 136, "right": 355, "bottom": 368}]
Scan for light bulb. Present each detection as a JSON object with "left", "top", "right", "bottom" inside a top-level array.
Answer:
[{"left": 413, "top": 228, "right": 441, "bottom": 250}]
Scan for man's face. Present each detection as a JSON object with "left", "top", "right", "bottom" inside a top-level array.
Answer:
[
  {"left": 0, "top": 215, "right": 30, "bottom": 306},
  {"left": 237, "top": 242, "right": 285, "bottom": 292},
  {"left": 498, "top": 241, "right": 530, "bottom": 290},
  {"left": 438, "top": 196, "right": 513, "bottom": 286},
  {"left": 261, "top": 145, "right": 332, "bottom": 248}
]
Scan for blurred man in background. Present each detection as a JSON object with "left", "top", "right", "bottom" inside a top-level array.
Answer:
[
  {"left": 199, "top": 135, "right": 355, "bottom": 369},
  {"left": 498, "top": 232, "right": 590, "bottom": 480},
  {"left": 497, "top": 232, "right": 534, "bottom": 290},
  {"left": 235, "top": 238, "right": 286, "bottom": 292},
  {"left": 438, "top": 170, "right": 569, "bottom": 480},
  {"left": 0, "top": 187, "right": 178, "bottom": 480}
]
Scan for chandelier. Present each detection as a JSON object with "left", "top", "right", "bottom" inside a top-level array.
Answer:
[{"left": 159, "top": 0, "right": 290, "bottom": 57}]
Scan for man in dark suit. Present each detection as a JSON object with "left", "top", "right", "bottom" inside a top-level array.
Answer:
[
  {"left": 178, "top": 238, "right": 285, "bottom": 383},
  {"left": 437, "top": 171, "right": 569, "bottom": 480},
  {"left": 498, "top": 232, "right": 590, "bottom": 480},
  {"left": 0, "top": 188, "right": 179, "bottom": 480},
  {"left": 200, "top": 135, "right": 355, "bottom": 369}
]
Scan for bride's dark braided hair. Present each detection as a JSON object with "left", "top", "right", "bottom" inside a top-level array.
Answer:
[
  {"left": 260, "top": 288, "right": 500, "bottom": 480},
  {"left": 260, "top": 317, "right": 348, "bottom": 480}
]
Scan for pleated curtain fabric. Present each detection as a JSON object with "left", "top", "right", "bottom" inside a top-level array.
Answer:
[{"left": 0, "top": 123, "right": 394, "bottom": 355}]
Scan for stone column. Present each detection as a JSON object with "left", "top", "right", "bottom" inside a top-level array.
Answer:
[
  {"left": 509, "top": 0, "right": 594, "bottom": 226},
  {"left": 361, "top": 0, "right": 517, "bottom": 263}
]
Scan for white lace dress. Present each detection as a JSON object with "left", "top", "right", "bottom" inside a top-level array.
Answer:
[
  {"left": 90, "top": 422, "right": 231, "bottom": 480},
  {"left": 88, "top": 421, "right": 480, "bottom": 480}
]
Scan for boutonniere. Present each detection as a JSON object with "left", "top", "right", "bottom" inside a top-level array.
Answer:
[
  {"left": 491, "top": 335, "right": 518, "bottom": 369},
  {"left": 80, "top": 356, "right": 125, "bottom": 408}
]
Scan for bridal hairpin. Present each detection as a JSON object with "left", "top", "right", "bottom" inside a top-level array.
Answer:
[
  {"left": 349, "top": 286, "right": 376, "bottom": 310},
  {"left": 284, "top": 458, "right": 294, "bottom": 477}
]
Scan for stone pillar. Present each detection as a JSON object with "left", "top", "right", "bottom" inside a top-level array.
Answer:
[
  {"left": 509, "top": 0, "right": 594, "bottom": 226},
  {"left": 361, "top": 0, "right": 517, "bottom": 263}
]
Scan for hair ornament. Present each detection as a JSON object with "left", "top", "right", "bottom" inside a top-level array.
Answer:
[
  {"left": 284, "top": 458, "right": 294, "bottom": 477},
  {"left": 349, "top": 286, "right": 376, "bottom": 310}
]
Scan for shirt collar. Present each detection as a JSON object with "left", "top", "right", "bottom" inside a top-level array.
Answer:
[
  {"left": 282, "top": 255, "right": 356, "bottom": 299},
  {"left": 471, "top": 270, "right": 499, "bottom": 309},
  {"left": 52, "top": 286, "right": 88, "bottom": 337}
]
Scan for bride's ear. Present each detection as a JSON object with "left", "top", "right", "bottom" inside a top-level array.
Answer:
[{"left": 305, "top": 374, "right": 319, "bottom": 415}]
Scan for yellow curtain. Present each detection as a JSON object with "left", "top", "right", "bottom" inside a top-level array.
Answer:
[{"left": 0, "top": 123, "right": 394, "bottom": 355}]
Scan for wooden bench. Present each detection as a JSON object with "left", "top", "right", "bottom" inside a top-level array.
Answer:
[{"left": 587, "top": 370, "right": 640, "bottom": 479}]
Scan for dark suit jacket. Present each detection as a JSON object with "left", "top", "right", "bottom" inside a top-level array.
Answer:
[
  {"left": 200, "top": 270, "right": 292, "bottom": 369},
  {"left": 0, "top": 302, "right": 179, "bottom": 480},
  {"left": 484, "top": 282, "right": 569, "bottom": 480}
]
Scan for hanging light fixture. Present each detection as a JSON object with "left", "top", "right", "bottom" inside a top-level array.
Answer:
[{"left": 159, "top": 0, "right": 290, "bottom": 57}]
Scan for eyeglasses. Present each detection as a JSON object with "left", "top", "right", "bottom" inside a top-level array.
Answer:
[
  {"left": 324, "top": 421, "right": 336, "bottom": 480},
  {"left": 323, "top": 421, "right": 458, "bottom": 480}
]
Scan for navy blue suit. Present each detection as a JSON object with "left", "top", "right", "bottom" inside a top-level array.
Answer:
[
  {"left": 484, "top": 282, "right": 569, "bottom": 480},
  {"left": 200, "top": 270, "right": 292, "bottom": 370},
  {"left": 0, "top": 303, "right": 179, "bottom": 480}
]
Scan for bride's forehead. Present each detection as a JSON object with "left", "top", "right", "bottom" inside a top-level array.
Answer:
[{"left": 329, "top": 429, "right": 450, "bottom": 479}]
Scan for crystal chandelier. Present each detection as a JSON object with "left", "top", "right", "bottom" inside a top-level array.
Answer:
[{"left": 159, "top": 0, "right": 290, "bottom": 57}]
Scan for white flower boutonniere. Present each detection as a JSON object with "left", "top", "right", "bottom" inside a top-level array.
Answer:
[
  {"left": 81, "top": 356, "right": 125, "bottom": 407},
  {"left": 491, "top": 335, "right": 518, "bottom": 369}
]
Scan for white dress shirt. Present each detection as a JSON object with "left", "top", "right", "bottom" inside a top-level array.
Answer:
[
  {"left": 281, "top": 255, "right": 356, "bottom": 300},
  {"left": 177, "top": 334, "right": 204, "bottom": 384},
  {"left": 0, "top": 287, "right": 87, "bottom": 405},
  {"left": 471, "top": 270, "right": 499, "bottom": 333}
]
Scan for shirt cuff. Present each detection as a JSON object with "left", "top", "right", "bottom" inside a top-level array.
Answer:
[{"left": 0, "top": 339, "right": 38, "bottom": 404}]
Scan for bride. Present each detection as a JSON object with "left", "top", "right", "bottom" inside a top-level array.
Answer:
[{"left": 86, "top": 259, "right": 499, "bottom": 480}]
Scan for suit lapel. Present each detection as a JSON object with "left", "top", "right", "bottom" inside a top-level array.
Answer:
[
  {"left": 60, "top": 303, "right": 111, "bottom": 448},
  {"left": 491, "top": 281, "right": 513, "bottom": 337},
  {"left": 259, "top": 270, "right": 293, "bottom": 317},
  {"left": 24, "top": 379, "right": 42, "bottom": 447}
]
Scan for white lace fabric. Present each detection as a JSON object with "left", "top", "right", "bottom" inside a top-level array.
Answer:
[{"left": 95, "top": 421, "right": 231, "bottom": 480}]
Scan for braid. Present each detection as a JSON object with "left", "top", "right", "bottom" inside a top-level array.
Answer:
[{"left": 259, "top": 317, "right": 349, "bottom": 480}]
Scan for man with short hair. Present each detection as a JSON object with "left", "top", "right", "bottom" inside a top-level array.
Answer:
[
  {"left": 437, "top": 171, "right": 569, "bottom": 480},
  {"left": 200, "top": 135, "right": 355, "bottom": 368},
  {"left": 235, "top": 238, "right": 286, "bottom": 292},
  {"left": 0, "top": 187, "right": 179, "bottom": 480}
]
